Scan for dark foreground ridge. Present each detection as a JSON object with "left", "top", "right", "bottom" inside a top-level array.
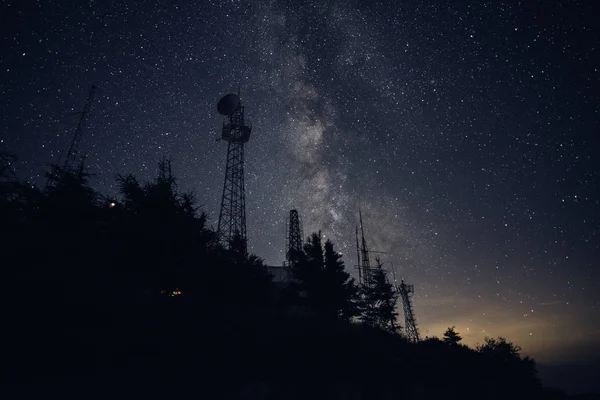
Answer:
[{"left": 0, "top": 153, "right": 594, "bottom": 399}]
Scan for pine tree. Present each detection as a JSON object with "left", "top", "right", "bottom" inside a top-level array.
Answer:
[
  {"left": 361, "top": 260, "right": 399, "bottom": 333},
  {"left": 291, "top": 232, "right": 358, "bottom": 320},
  {"left": 114, "top": 157, "right": 213, "bottom": 295},
  {"left": 476, "top": 337, "right": 542, "bottom": 396},
  {"left": 443, "top": 326, "right": 462, "bottom": 346},
  {"left": 292, "top": 232, "right": 325, "bottom": 312},
  {"left": 323, "top": 239, "right": 359, "bottom": 321},
  {"left": 43, "top": 160, "right": 98, "bottom": 226}
]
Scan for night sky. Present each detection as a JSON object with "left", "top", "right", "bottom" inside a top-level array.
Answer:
[{"left": 1, "top": 0, "right": 598, "bottom": 380}]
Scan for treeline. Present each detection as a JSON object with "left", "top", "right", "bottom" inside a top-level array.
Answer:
[{"left": 0, "top": 152, "right": 556, "bottom": 399}]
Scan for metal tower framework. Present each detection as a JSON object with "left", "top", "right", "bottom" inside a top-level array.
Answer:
[
  {"left": 286, "top": 209, "right": 303, "bottom": 266},
  {"left": 398, "top": 279, "right": 420, "bottom": 342},
  {"left": 217, "top": 94, "right": 251, "bottom": 253},
  {"left": 375, "top": 257, "right": 399, "bottom": 334},
  {"left": 63, "top": 85, "right": 96, "bottom": 170}
]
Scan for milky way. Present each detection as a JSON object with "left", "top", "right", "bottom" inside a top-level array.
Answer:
[{"left": 1, "top": 1, "right": 598, "bottom": 366}]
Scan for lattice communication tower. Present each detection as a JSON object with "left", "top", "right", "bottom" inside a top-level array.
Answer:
[
  {"left": 398, "top": 279, "right": 420, "bottom": 342},
  {"left": 216, "top": 92, "right": 252, "bottom": 253},
  {"left": 286, "top": 209, "right": 303, "bottom": 266}
]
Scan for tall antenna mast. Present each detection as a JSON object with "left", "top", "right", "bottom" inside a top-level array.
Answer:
[
  {"left": 398, "top": 279, "right": 420, "bottom": 342},
  {"left": 64, "top": 85, "right": 96, "bottom": 170},
  {"left": 355, "top": 225, "right": 362, "bottom": 285},
  {"left": 286, "top": 209, "right": 303, "bottom": 266},
  {"left": 359, "top": 209, "right": 372, "bottom": 284},
  {"left": 216, "top": 92, "right": 252, "bottom": 254},
  {"left": 390, "top": 262, "right": 398, "bottom": 288}
]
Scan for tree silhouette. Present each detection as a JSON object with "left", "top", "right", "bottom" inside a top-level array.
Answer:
[
  {"left": 477, "top": 336, "right": 523, "bottom": 362},
  {"left": 113, "top": 157, "right": 215, "bottom": 298},
  {"left": 43, "top": 160, "right": 98, "bottom": 226},
  {"left": 323, "top": 239, "right": 359, "bottom": 321},
  {"left": 477, "top": 336, "right": 542, "bottom": 397},
  {"left": 443, "top": 326, "right": 462, "bottom": 346},
  {"left": 360, "top": 259, "right": 399, "bottom": 333},
  {"left": 228, "top": 231, "right": 248, "bottom": 262},
  {"left": 291, "top": 232, "right": 325, "bottom": 312},
  {"left": 291, "top": 232, "right": 358, "bottom": 320}
]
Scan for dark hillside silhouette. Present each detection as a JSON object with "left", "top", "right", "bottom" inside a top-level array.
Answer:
[{"left": 0, "top": 152, "right": 557, "bottom": 399}]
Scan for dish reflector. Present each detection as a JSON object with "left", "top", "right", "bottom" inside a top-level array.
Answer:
[{"left": 217, "top": 94, "right": 240, "bottom": 115}]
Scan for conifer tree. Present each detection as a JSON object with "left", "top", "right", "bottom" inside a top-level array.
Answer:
[
  {"left": 43, "top": 160, "right": 98, "bottom": 225},
  {"left": 443, "top": 326, "right": 462, "bottom": 346},
  {"left": 292, "top": 232, "right": 358, "bottom": 320},
  {"left": 292, "top": 232, "right": 325, "bottom": 312},
  {"left": 114, "top": 157, "right": 213, "bottom": 295},
  {"left": 361, "top": 260, "right": 399, "bottom": 333},
  {"left": 477, "top": 337, "right": 541, "bottom": 396},
  {"left": 323, "top": 239, "right": 359, "bottom": 321}
]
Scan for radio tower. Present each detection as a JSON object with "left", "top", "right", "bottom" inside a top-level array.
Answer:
[
  {"left": 63, "top": 85, "right": 97, "bottom": 170},
  {"left": 398, "top": 279, "right": 420, "bottom": 342},
  {"left": 286, "top": 209, "right": 303, "bottom": 266},
  {"left": 216, "top": 92, "right": 252, "bottom": 253}
]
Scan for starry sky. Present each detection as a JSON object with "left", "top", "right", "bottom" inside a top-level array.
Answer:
[{"left": 1, "top": 0, "right": 599, "bottom": 378}]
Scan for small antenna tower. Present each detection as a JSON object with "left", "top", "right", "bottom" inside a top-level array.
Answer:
[
  {"left": 63, "top": 85, "right": 97, "bottom": 170},
  {"left": 216, "top": 91, "right": 252, "bottom": 253},
  {"left": 398, "top": 279, "right": 420, "bottom": 342},
  {"left": 285, "top": 209, "right": 303, "bottom": 266}
]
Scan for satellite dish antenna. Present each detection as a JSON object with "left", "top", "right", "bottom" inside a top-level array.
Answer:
[{"left": 217, "top": 93, "right": 240, "bottom": 116}]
